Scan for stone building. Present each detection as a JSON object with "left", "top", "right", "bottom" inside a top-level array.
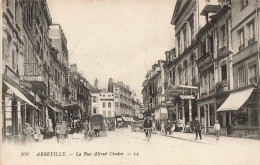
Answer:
[
  {"left": 216, "top": 0, "right": 260, "bottom": 138},
  {"left": 196, "top": 2, "right": 232, "bottom": 135}
]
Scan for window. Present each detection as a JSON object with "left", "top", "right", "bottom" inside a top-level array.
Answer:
[
  {"left": 220, "top": 25, "right": 226, "bottom": 48},
  {"left": 202, "top": 38, "right": 207, "bottom": 57},
  {"left": 108, "top": 110, "right": 111, "bottom": 117},
  {"left": 221, "top": 64, "right": 227, "bottom": 81},
  {"left": 189, "top": 16, "right": 194, "bottom": 42},
  {"left": 103, "top": 110, "right": 106, "bottom": 117},
  {"left": 93, "top": 96, "right": 97, "bottom": 102},
  {"left": 208, "top": 35, "right": 214, "bottom": 54},
  {"left": 103, "top": 102, "right": 106, "bottom": 108},
  {"left": 238, "top": 67, "right": 247, "bottom": 87},
  {"left": 248, "top": 21, "right": 255, "bottom": 45},
  {"left": 183, "top": 27, "right": 187, "bottom": 49},
  {"left": 93, "top": 107, "right": 97, "bottom": 114},
  {"left": 115, "top": 89, "right": 119, "bottom": 95},
  {"left": 177, "top": 34, "right": 181, "bottom": 55},
  {"left": 249, "top": 63, "right": 257, "bottom": 84},
  {"left": 240, "top": 0, "right": 248, "bottom": 9},
  {"left": 238, "top": 29, "right": 245, "bottom": 51},
  {"left": 108, "top": 102, "right": 111, "bottom": 108}
]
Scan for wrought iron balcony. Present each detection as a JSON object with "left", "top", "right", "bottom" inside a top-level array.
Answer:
[
  {"left": 62, "top": 82, "right": 71, "bottom": 94},
  {"left": 248, "top": 37, "right": 255, "bottom": 46},
  {"left": 238, "top": 44, "right": 245, "bottom": 51},
  {"left": 21, "top": 63, "right": 47, "bottom": 90}
]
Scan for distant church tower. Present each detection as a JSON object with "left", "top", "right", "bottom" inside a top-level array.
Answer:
[{"left": 94, "top": 78, "right": 98, "bottom": 89}]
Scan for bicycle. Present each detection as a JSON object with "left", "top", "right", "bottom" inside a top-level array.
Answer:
[{"left": 143, "top": 128, "right": 152, "bottom": 142}]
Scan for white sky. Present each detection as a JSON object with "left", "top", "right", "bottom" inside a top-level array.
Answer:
[{"left": 46, "top": 0, "right": 176, "bottom": 101}]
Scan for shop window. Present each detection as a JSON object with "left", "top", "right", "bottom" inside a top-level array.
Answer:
[
  {"left": 233, "top": 109, "right": 248, "bottom": 125},
  {"left": 250, "top": 109, "right": 258, "bottom": 127},
  {"left": 200, "top": 106, "right": 205, "bottom": 126}
]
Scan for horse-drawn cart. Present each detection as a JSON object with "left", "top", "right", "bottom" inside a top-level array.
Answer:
[{"left": 90, "top": 114, "right": 106, "bottom": 137}]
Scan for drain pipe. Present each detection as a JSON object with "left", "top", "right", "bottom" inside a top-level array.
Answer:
[{"left": 255, "top": 0, "right": 260, "bottom": 139}]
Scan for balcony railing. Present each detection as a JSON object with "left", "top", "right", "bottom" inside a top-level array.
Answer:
[
  {"left": 63, "top": 82, "right": 72, "bottom": 94},
  {"left": 217, "top": 45, "right": 228, "bottom": 58},
  {"left": 209, "top": 88, "right": 216, "bottom": 95},
  {"left": 216, "top": 80, "right": 229, "bottom": 94},
  {"left": 248, "top": 37, "right": 255, "bottom": 46},
  {"left": 22, "top": 63, "right": 47, "bottom": 90},
  {"left": 238, "top": 44, "right": 245, "bottom": 51}
]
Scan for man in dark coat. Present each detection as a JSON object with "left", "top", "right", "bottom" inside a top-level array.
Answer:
[
  {"left": 194, "top": 117, "right": 202, "bottom": 140},
  {"left": 143, "top": 117, "right": 153, "bottom": 138}
]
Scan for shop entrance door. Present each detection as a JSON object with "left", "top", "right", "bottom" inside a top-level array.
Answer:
[
  {"left": 226, "top": 113, "right": 232, "bottom": 135},
  {"left": 205, "top": 110, "right": 209, "bottom": 133}
]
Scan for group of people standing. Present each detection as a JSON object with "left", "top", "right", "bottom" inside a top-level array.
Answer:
[
  {"left": 160, "top": 120, "right": 174, "bottom": 135},
  {"left": 23, "top": 123, "right": 43, "bottom": 145}
]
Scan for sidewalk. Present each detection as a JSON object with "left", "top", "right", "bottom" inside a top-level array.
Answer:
[{"left": 154, "top": 131, "right": 260, "bottom": 145}]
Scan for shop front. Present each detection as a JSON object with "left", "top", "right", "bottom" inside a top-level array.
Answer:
[
  {"left": 217, "top": 86, "right": 259, "bottom": 138},
  {"left": 197, "top": 98, "right": 217, "bottom": 134},
  {"left": 2, "top": 80, "right": 40, "bottom": 144}
]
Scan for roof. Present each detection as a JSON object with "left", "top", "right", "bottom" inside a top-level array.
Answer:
[{"left": 200, "top": 5, "right": 221, "bottom": 16}]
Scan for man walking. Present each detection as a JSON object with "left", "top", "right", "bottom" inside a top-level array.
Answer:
[
  {"left": 194, "top": 117, "right": 202, "bottom": 140},
  {"left": 214, "top": 120, "right": 220, "bottom": 141}
]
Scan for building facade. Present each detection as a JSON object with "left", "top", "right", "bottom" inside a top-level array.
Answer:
[{"left": 2, "top": 0, "right": 93, "bottom": 143}]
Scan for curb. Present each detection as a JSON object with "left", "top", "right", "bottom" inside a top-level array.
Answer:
[{"left": 154, "top": 133, "right": 210, "bottom": 145}]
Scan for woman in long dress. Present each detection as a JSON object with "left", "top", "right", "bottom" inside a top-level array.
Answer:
[{"left": 23, "top": 123, "right": 35, "bottom": 144}]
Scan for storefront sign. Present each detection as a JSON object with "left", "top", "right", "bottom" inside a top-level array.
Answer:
[
  {"left": 20, "top": 75, "right": 44, "bottom": 82},
  {"left": 180, "top": 95, "right": 195, "bottom": 99},
  {"left": 196, "top": 52, "right": 213, "bottom": 71}
]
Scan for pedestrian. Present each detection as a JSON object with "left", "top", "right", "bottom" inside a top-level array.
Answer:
[
  {"left": 214, "top": 120, "right": 221, "bottom": 141},
  {"left": 83, "top": 121, "right": 89, "bottom": 141},
  {"left": 55, "top": 122, "right": 61, "bottom": 143},
  {"left": 161, "top": 121, "right": 165, "bottom": 135},
  {"left": 152, "top": 120, "right": 156, "bottom": 132},
  {"left": 59, "top": 121, "right": 67, "bottom": 144},
  {"left": 165, "top": 120, "right": 169, "bottom": 135},
  {"left": 194, "top": 117, "right": 202, "bottom": 140},
  {"left": 23, "top": 123, "right": 35, "bottom": 145},
  {"left": 143, "top": 117, "right": 152, "bottom": 138}
]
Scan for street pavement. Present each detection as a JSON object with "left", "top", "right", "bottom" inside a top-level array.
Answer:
[{"left": 2, "top": 128, "right": 260, "bottom": 165}]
